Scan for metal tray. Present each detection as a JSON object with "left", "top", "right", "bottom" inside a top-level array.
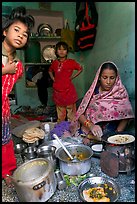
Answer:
[{"left": 78, "top": 176, "right": 120, "bottom": 202}]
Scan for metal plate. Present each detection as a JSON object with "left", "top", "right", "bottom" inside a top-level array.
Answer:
[
  {"left": 78, "top": 177, "right": 120, "bottom": 202},
  {"left": 42, "top": 45, "right": 56, "bottom": 61},
  {"left": 107, "top": 134, "right": 135, "bottom": 144}
]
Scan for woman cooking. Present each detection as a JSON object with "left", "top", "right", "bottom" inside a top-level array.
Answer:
[{"left": 70, "top": 61, "right": 134, "bottom": 144}]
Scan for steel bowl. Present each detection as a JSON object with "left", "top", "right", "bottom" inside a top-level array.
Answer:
[
  {"left": 78, "top": 176, "right": 120, "bottom": 202},
  {"left": 14, "top": 143, "right": 27, "bottom": 154},
  {"left": 23, "top": 146, "right": 37, "bottom": 160},
  {"left": 37, "top": 23, "right": 53, "bottom": 36}
]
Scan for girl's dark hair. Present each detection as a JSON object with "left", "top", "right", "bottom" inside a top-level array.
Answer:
[
  {"left": 55, "top": 41, "right": 69, "bottom": 57},
  {"left": 2, "top": 6, "right": 35, "bottom": 41},
  {"left": 100, "top": 62, "right": 118, "bottom": 76}
]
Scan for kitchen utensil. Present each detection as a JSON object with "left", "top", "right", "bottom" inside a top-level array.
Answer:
[
  {"left": 55, "top": 170, "right": 67, "bottom": 190},
  {"left": 23, "top": 146, "right": 37, "bottom": 160},
  {"left": 37, "top": 23, "right": 53, "bottom": 36},
  {"left": 107, "top": 134, "right": 135, "bottom": 144},
  {"left": 12, "top": 158, "right": 57, "bottom": 202},
  {"left": 78, "top": 176, "right": 120, "bottom": 202},
  {"left": 14, "top": 143, "right": 27, "bottom": 162},
  {"left": 56, "top": 144, "right": 93, "bottom": 175},
  {"left": 103, "top": 133, "right": 135, "bottom": 173},
  {"left": 91, "top": 144, "right": 103, "bottom": 152},
  {"left": 14, "top": 143, "right": 27, "bottom": 154},
  {"left": 53, "top": 134, "right": 78, "bottom": 162},
  {"left": 39, "top": 139, "right": 71, "bottom": 152},
  {"left": 37, "top": 145, "right": 56, "bottom": 169},
  {"left": 42, "top": 45, "right": 56, "bottom": 62}
]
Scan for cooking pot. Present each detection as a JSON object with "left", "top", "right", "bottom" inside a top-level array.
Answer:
[
  {"left": 56, "top": 144, "right": 93, "bottom": 176},
  {"left": 37, "top": 145, "right": 57, "bottom": 169},
  {"left": 12, "top": 158, "right": 57, "bottom": 202},
  {"left": 103, "top": 134, "right": 135, "bottom": 173}
]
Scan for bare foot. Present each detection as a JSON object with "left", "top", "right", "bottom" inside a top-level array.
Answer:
[{"left": 4, "top": 175, "right": 14, "bottom": 188}]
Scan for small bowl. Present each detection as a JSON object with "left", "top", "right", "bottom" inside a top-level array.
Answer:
[
  {"left": 91, "top": 144, "right": 103, "bottom": 152},
  {"left": 14, "top": 143, "right": 27, "bottom": 154},
  {"left": 23, "top": 146, "right": 37, "bottom": 160},
  {"left": 78, "top": 177, "right": 120, "bottom": 202}
]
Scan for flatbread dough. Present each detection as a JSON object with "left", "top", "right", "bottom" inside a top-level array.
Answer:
[{"left": 22, "top": 127, "right": 45, "bottom": 143}]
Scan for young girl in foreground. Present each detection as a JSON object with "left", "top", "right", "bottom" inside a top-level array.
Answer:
[{"left": 2, "top": 6, "right": 34, "bottom": 186}]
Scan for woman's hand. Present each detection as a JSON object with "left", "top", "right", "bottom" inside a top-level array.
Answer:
[{"left": 90, "top": 124, "right": 103, "bottom": 138}]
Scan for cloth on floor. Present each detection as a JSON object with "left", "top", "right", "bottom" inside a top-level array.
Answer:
[
  {"left": 11, "top": 120, "right": 41, "bottom": 138},
  {"left": 50, "top": 121, "right": 71, "bottom": 139}
]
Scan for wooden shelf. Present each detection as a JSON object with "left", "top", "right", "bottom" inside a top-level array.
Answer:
[
  {"left": 29, "top": 36, "right": 61, "bottom": 41},
  {"left": 24, "top": 63, "right": 51, "bottom": 66}
]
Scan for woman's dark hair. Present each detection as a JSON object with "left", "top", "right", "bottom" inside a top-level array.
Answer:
[
  {"left": 55, "top": 41, "right": 69, "bottom": 57},
  {"left": 100, "top": 62, "right": 118, "bottom": 77},
  {"left": 2, "top": 6, "right": 35, "bottom": 42}
]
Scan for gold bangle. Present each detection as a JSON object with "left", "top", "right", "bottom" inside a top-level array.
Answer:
[{"left": 84, "top": 120, "right": 91, "bottom": 127}]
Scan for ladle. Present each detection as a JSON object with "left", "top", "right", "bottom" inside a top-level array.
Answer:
[{"left": 53, "top": 134, "right": 79, "bottom": 162}]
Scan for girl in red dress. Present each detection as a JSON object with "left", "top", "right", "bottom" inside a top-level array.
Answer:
[
  {"left": 2, "top": 6, "right": 34, "bottom": 186},
  {"left": 49, "top": 41, "right": 83, "bottom": 122}
]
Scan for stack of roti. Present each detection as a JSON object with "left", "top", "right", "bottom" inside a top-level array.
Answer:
[{"left": 22, "top": 127, "right": 45, "bottom": 143}]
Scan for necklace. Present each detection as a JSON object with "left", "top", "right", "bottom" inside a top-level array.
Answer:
[{"left": 58, "top": 61, "right": 63, "bottom": 72}]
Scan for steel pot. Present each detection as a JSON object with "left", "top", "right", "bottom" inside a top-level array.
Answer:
[
  {"left": 56, "top": 144, "right": 93, "bottom": 176},
  {"left": 103, "top": 134, "right": 135, "bottom": 173},
  {"left": 37, "top": 145, "right": 57, "bottom": 169},
  {"left": 12, "top": 158, "right": 57, "bottom": 202}
]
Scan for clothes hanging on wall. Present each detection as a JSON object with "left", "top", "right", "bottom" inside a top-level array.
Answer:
[{"left": 74, "top": 1, "right": 98, "bottom": 51}]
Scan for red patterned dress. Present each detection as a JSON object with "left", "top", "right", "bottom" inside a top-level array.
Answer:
[{"left": 2, "top": 45, "right": 24, "bottom": 177}]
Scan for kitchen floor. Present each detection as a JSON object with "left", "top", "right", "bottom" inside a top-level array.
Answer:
[{"left": 2, "top": 136, "right": 135, "bottom": 202}]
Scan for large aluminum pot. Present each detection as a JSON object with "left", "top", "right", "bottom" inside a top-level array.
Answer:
[
  {"left": 12, "top": 158, "right": 57, "bottom": 202},
  {"left": 103, "top": 134, "right": 135, "bottom": 173},
  {"left": 56, "top": 144, "right": 93, "bottom": 176}
]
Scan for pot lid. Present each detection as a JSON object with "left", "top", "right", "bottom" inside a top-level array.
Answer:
[{"left": 107, "top": 134, "right": 135, "bottom": 144}]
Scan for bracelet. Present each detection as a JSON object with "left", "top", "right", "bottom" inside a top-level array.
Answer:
[{"left": 84, "top": 120, "right": 91, "bottom": 127}]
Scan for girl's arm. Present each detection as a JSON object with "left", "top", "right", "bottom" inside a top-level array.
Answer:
[
  {"left": 48, "top": 71, "right": 55, "bottom": 81},
  {"left": 71, "top": 68, "right": 83, "bottom": 79}
]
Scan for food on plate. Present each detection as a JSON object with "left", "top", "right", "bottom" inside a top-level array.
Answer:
[
  {"left": 83, "top": 186, "right": 110, "bottom": 202},
  {"left": 107, "top": 134, "right": 135, "bottom": 144}
]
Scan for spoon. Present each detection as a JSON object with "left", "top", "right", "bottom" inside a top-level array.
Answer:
[{"left": 53, "top": 134, "right": 79, "bottom": 162}]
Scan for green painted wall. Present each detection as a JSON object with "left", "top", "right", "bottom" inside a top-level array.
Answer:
[{"left": 2, "top": 2, "right": 135, "bottom": 114}]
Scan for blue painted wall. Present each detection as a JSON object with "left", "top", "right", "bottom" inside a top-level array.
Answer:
[{"left": 2, "top": 2, "right": 135, "bottom": 115}]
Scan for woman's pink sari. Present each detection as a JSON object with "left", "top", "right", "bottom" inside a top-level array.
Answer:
[{"left": 71, "top": 61, "right": 134, "bottom": 135}]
